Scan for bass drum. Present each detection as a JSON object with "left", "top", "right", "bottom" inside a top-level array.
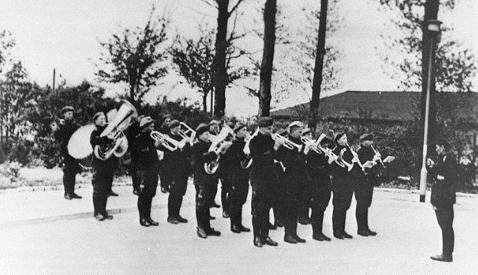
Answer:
[{"left": 68, "top": 124, "right": 95, "bottom": 168}]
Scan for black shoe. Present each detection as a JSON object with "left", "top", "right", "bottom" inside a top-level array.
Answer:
[
  {"left": 293, "top": 235, "right": 306, "bottom": 243},
  {"left": 161, "top": 186, "right": 168, "bottom": 194},
  {"left": 101, "top": 213, "right": 113, "bottom": 220},
  {"left": 430, "top": 254, "right": 453, "bottom": 262},
  {"left": 313, "top": 233, "right": 331, "bottom": 241},
  {"left": 64, "top": 193, "right": 72, "bottom": 200},
  {"left": 176, "top": 215, "right": 188, "bottom": 223},
  {"left": 334, "top": 231, "right": 344, "bottom": 239},
  {"left": 342, "top": 231, "right": 353, "bottom": 239},
  {"left": 268, "top": 222, "right": 277, "bottom": 230},
  {"left": 206, "top": 228, "right": 221, "bottom": 236},
  {"left": 208, "top": 215, "right": 216, "bottom": 220},
  {"left": 95, "top": 214, "right": 105, "bottom": 221},
  {"left": 147, "top": 218, "right": 159, "bottom": 226},
  {"left": 133, "top": 189, "right": 140, "bottom": 195},
  {"left": 264, "top": 237, "right": 278, "bottom": 246},
  {"left": 238, "top": 225, "right": 251, "bottom": 232},
  {"left": 167, "top": 216, "right": 179, "bottom": 224},
  {"left": 357, "top": 230, "right": 369, "bottom": 237},
  {"left": 231, "top": 225, "right": 241, "bottom": 234},
  {"left": 70, "top": 193, "right": 82, "bottom": 199},
  {"left": 197, "top": 227, "right": 207, "bottom": 238},
  {"left": 211, "top": 202, "right": 220, "bottom": 208},
  {"left": 254, "top": 237, "right": 263, "bottom": 248},
  {"left": 108, "top": 191, "right": 119, "bottom": 197},
  {"left": 367, "top": 229, "right": 377, "bottom": 236},
  {"left": 140, "top": 218, "right": 151, "bottom": 227},
  {"left": 298, "top": 217, "right": 309, "bottom": 225},
  {"left": 222, "top": 211, "right": 230, "bottom": 218},
  {"left": 275, "top": 220, "right": 284, "bottom": 228},
  {"left": 284, "top": 234, "right": 298, "bottom": 244}
]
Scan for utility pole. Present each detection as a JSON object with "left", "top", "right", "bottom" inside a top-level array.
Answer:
[{"left": 52, "top": 68, "right": 56, "bottom": 94}]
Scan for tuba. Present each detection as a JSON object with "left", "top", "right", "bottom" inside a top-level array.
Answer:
[
  {"left": 93, "top": 100, "right": 137, "bottom": 160},
  {"left": 204, "top": 124, "right": 235, "bottom": 174}
]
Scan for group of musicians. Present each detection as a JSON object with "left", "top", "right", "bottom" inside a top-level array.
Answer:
[{"left": 54, "top": 104, "right": 391, "bottom": 246}]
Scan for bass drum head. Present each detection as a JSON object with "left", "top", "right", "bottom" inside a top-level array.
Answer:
[
  {"left": 68, "top": 124, "right": 95, "bottom": 160},
  {"left": 77, "top": 154, "right": 93, "bottom": 169}
]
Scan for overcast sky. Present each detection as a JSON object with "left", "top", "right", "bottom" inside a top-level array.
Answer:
[{"left": 0, "top": 0, "right": 477, "bottom": 116}]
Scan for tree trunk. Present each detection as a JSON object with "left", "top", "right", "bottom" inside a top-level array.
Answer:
[
  {"left": 419, "top": 0, "right": 439, "bottom": 164},
  {"left": 308, "top": 0, "right": 328, "bottom": 134},
  {"left": 203, "top": 93, "right": 208, "bottom": 112},
  {"left": 213, "top": 0, "right": 229, "bottom": 117},
  {"left": 258, "top": 0, "right": 277, "bottom": 118}
]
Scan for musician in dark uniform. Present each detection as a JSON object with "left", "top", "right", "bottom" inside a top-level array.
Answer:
[
  {"left": 298, "top": 128, "right": 313, "bottom": 225},
  {"left": 271, "top": 129, "right": 287, "bottom": 229},
  {"left": 330, "top": 132, "right": 356, "bottom": 239},
  {"left": 249, "top": 117, "right": 282, "bottom": 247},
  {"left": 53, "top": 106, "right": 82, "bottom": 200},
  {"left": 222, "top": 122, "right": 250, "bottom": 233},
  {"left": 428, "top": 139, "right": 456, "bottom": 262},
  {"left": 159, "top": 120, "right": 192, "bottom": 224},
  {"left": 131, "top": 116, "right": 161, "bottom": 227},
  {"left": 218, "top": 121, "right": 236, "bottom": 218},
  {"left": 90, "top": 112, "right": 117, "bottom": 221},
  {"left": 208, "top": 120, "right": 221, "bottom": 210},
  {"left": 276, "top": 121, "right": 310, "bottom": 244},
  {"left": 158, "top": 114, "right": 172, "bottom": 193},
  {"left": 191, "top": 124, "right": 230, "bottom": 238},
  {"left": 306, "top": 135, "right": 336, "bottom": 241},
  {"left": 355, "top": 133, "right": 380, "bottom": 237},
  {"left": 125, "top": 114, "right": 142, "bottom": 195}
]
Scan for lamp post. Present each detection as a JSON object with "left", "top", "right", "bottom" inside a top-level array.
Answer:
[{"left": 419, "top": 19, "right": 442, "bottom": 203}]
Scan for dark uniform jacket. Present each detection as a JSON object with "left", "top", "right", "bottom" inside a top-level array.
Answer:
[
  {"left": 357, "top": 146, "right": 380, "bottom": 186},
  {"left": 158, "top": 133, "right": 192, "bottom": 174},
  {"left": 306, "top": 149, "right": 331, "bottom": 187},
  {"left": 191, "top": 140, "right": 218, "bottom": 185},
  {"left": 276, "top": 136, "right": 310, "bottom": 184},
  {"left": 430, "top": 153, "right": 457, "bottom": 208},
  {"left": 249, "top": 133, "right": 280, "bottom": 184},
  {"left": 54, "top": 120, "right": 79, "bottom": 159},
  {"left": 131, "top": 132, "right": 161, "bottom": 172},
  {"left": 222, "top": 137, "right": 249, "bottom": 181}
]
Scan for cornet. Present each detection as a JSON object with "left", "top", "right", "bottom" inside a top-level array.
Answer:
[
  {"left": 271, "top": 133, "right": 303, "bottom": 151},
  {"left": 150, "top": 131, "right": 179, "bottom": 151},
  {"left": 241, "top": 128, "right": 259, "bottom": 169}
]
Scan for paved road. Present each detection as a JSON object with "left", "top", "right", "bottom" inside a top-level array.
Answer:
[{"left": 1, "top": 186, "right": 477, "bottom": 275}]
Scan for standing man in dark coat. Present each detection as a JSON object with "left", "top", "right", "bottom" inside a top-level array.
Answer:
[
  {"left": 276, "top": 121, "right": 310, "bottom": 244},
  {"left": 222, "top": 122, "right": 250, "bottom": 233},
  {"left": 132, "top": 116, "right": 161, "bottom": 227},
  {"left": 89, "top": 112, "right": 117, "bottom": 221},
  {"left": 249, "top": 117, "right": 282, "bottom": 248},
  {"left": 355, "top": 133, "right": 380, "bottom": 237},
  {"left": 306, "top": 135, "right": 336, "bottom": 241},
  {"left": 191, "top": 124, "right": 231, "bottom": 239},
  {"left": 208, "top": 120, "right": 222, "bottom": 210},
  {"left": 53, "top": 106, "right": 82, "bottom": 200},
  {"left": 330, "top": 132, "right": 356, "bottom": 239},
  {"left": 158, "top": 114, "right": 172, "bottom": 193},
  {"left": 125, "top": 115, "right": 142, "bottom": 195},
  {"left": 159, "top": 120, "right": 192, "bottom": 224},
  {"left": 428, "top": 139, "right": 456, "bottom": 262}
]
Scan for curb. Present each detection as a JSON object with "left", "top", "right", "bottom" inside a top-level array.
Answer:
[{"left": 0, "top": 201, "right": 196, "bottom": 229}]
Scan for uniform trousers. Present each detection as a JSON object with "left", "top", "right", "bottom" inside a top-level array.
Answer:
[
  {"left": 92, "top": 164, "right": 115, "bottom": 216},
  {"left": 229, "top": 177, "right": 249, "bottom": 227},
  {"left": 354, "top": 180, "right": 374, "bottom": 232},
  {"left": 137, "top": 168, "right": 159, "bottom": 220},
  {"left": 332, "top": 175, "right": 354, "bottom": 234},
  {"left": 195, "top": 184, "right": 216, "bottom": 232},
  {"left": 168, "top": 173, "right": 189, "bottom": 218},
  {"left": 283, "top": 179, "right": 307, "bottom": 237},
  {"left": 251, "top": 183, "right": 275, "bottom": 242},
  {"left": 63, "top": 155, "right": 79, "bottom": 195},
  {"left": 310, "top": 183, "right": 331, "bottom": 235},
  {"left": 435, "top": 205, "right": 454, "bottom": 257}
]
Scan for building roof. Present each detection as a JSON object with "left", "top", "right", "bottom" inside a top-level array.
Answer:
[{"left": 270, "top": 91, "right": 478, "bottom": 123}]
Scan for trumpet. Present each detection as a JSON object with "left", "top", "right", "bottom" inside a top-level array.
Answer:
[
  {"left": 241, "top": 128, "right": 259, "bottom": 169},
  {"left": 301, "top": 136, "right": 322, "bottom": 154},
  {"left": 204, "top": 124, "right": 235, "bottom": 174},
  {"left": 271, "top": 133, "right": 303, "bottom": 151},
  {"left": 150, "top": 131, "right": 179, "bottom": 151}
]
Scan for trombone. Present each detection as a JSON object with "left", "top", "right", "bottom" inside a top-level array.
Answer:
[
  {"left": 271, "top": 133, "right": 303, "bottom": 151},
  {"left": 150, "top": 131, "right": 179, "bottom": 151}
]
